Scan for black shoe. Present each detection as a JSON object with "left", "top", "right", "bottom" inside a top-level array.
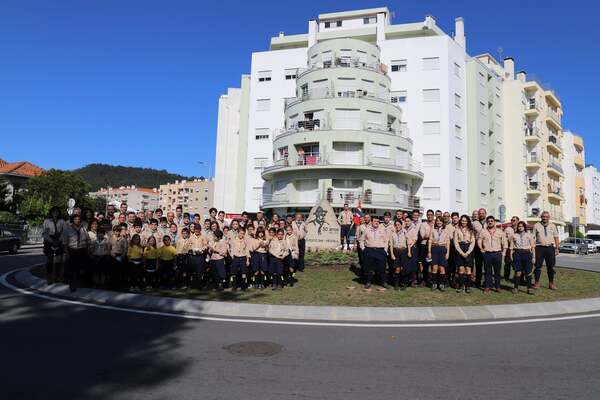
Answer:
[
  {"left": 382, "top": 282, "right": 389, "bottom": 289},
  {"left": 400, "top": 285, "right": 407, "bottom": 291},
  {"left": 364, "top": 283, "right": 371, "bottom": 289},
  {"left": 431, "top": 284, "right": 437, "bottom": 291},
  {"left": 465, "top": 287, "right": 471, "bottom": 294},
  {"left": 439, "top": 284, "right": 445, "bottom": 292}
]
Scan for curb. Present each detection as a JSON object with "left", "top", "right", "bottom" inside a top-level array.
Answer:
[{"left": 11, "top": 267, "right": 600, "bottom": 323}]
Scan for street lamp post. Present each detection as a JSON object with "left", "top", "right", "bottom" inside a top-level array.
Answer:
[{"left": 197, "top": 161, "right": 212, "bottom": 180}]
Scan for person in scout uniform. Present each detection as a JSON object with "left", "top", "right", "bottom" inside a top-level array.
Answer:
[{"left": 532, "top": 211, "right": 560, "bottom": 290}]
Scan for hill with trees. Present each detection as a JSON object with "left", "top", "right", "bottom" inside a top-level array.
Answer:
[{"left": 74, "top": 163, "right": 196, "bottom": 191}]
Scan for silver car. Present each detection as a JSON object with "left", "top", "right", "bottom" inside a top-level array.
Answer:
[
  {"left": 559, "top": 238, "right": 588, "bottom": 255},
  {"left": 584, "top": 239, "right": 598, "bottom": 253}
]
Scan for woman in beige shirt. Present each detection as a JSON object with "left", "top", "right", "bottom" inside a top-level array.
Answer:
[
  {"left": 209, "top": 230, "right": 229, "bottom": 291},
  {"left": 268, "top": 229, "right": 287, "bottom": 290},
  {"left": 427, "top": 216, "right": 450, "bottom": 291},
  {"left": 284, "top": 225, "right": 299, "bottom": 287},
  {"left": 389, "top": 220, "right": 412, "bottom": 290},
  {"left": 510, "top": 221, "right": 536, "bottom": 295},
  {"left": 453, "top": 215, "right": 476, "bottom": 293},
  {"left": 250, "top": 228, "right": 269, "bottom": 289}
]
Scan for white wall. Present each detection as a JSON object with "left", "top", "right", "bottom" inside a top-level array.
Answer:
[
  {"left": 244, "top": 48, "right": 307, "bottom": 211},
  {"left": 585, "top": 166, "right": 600, "bottom": 227},
  {"left": 214, "top": 88, "right": 241, "bottom": 212},
  {"left": 379, "top": 35, "right": 468, "bottom": 213}
]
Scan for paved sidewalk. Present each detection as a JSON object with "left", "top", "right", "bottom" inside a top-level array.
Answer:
[{"left": 13, "top": 267, "right": 600, "bottom": 323}]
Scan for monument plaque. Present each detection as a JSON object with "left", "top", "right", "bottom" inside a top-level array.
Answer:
[{"left": 305, "top": 199, "right": 341, "bottom": 251}]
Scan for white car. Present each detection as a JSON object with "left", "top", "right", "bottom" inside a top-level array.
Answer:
[{"left": 584, "top": 238, "right": 598, "bottom": 253}]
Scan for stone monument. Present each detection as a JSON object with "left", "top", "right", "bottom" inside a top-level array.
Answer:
[{"left": 305, "top": 198, "right": 341, "bottom": 251}]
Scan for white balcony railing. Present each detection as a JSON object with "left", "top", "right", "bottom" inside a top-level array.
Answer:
[
  {"left": 548, "top": 159, "right": 563, "bottom": 174},
  {"left": 284, "top": 86, "right": 392, "bottom": 109},
  {"left": 547, "top": 108, "right": 561, "bottom": 125},
  {"left": 525, "top": 125, "right": 541, "bottom": 138},
  {"left": 297, "top": 58, "right": 388, "bottom": 80},
  {"left": 276, "top": 119, "right": 410, "bottom": 139},
  {"left": 548, "top": 134, "right": 563, "bottom": 150}
]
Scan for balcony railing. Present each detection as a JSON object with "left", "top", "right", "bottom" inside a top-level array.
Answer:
[
  {"left": 526, "top": 154, "right": 541, "bottom": 164},
  {"left": 548, "top": 183, "right": 563, "bottom": 198},
  {"left": 547, "top": 160, "right": 563, "bottom": 174},
  {"left": 262, "top": 153, "right": 422, "bottom": 175},
  {"left": 526, "top": 98, "right": 541, "bottom": 112},
  {"left": 276, "top": 120, "right": 410, "bottom": 139},
  {"left": 285, "top": 87, "right": 392, "bottom": 109},
  {"left": 261, "top": 191, "right": 421, "bottom": 210},
  {"left": 547, "top": 108, "right": 561, "bottom": 125},
  {"left": 297, "top": 58, "right": 388, "bottom": 80},
  {"left": 527, "top": 181, "right": 540, "bottom": 191},
  {"left": 548, "top": 134, "right": 562, "bottom": 150},
  {"left": 524, "top": 125, "right": 541, "bottom": 138}
]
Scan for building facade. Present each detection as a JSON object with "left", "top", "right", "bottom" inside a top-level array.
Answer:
[
  {"left": 89, "top": 186, "right": 160, "bottom": 212},
  {"left": 0, "top": 159, "right": 44, "bottom": 203},
  {"left": 562, "top": 131, "right": 586, "bottom": 234},
  {"left": 584, "top": 165, "right": 600, "bottom": 229},
  {"left": 260, "top": 37, "right": 423, "bottom": 214},
  {"left": 215, "top": 7, "right": 468, "bottom": 214},
  {"left": 501, "top": 59, "right": 565, "bottom": 233},
  {"left": 159, "top": 179, "right": 214, "bottom": 217},
  {"left": 466, "top": 54, "right": 505, "bottom": 218}
]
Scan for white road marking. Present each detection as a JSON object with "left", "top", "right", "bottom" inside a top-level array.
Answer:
[{"left": 2, "top": 267, "right": 600, "bottom": 328}]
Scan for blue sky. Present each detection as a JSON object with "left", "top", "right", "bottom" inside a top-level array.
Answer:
[{"left": 1, "top": 0, "right": 597, "bottom": 177}]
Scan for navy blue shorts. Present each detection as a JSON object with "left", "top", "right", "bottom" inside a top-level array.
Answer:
[
  {"left": 231, "top": 256, "right": 248, "bottom": 275},
  {"left": 269, "top": 255, "right": 284, "bottom": 275},
  {"left": 431, "top": 246, "right": 448, "bottom": 267},
  {"left": 210, "top": 259, "right": 226, "bottom": 281},
  {"left": 513, "top": 249, "right": 533, "bottom": 274},
  {"left": 251, "top": 252, "right": 268, "bottom": 273},
  {"left": 455, "top": 242, "right": 474, "bottom": 268},
  {"left": 392, "top": 248, "right": 409, "bottom": 270},
  {"left": 341, "top": 225, "right": 351, "bottom": 238},
  {"left": 189, "top": 254, "right": 206, "bottom": 274}
]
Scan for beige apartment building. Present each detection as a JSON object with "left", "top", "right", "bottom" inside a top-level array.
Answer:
[
  {"left": 502, "top": 58, "right": 565, "bottom": 234},
  {"left": 89, "top": 186, "right": 160, "bottom": 211},
  {"left": 159, "top": 179, "right": 215, "bottom": 217}
]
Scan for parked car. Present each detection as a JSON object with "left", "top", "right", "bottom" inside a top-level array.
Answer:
[
  {"left": 586, "top": 231, "right": 600, "bottom": 250},
  {"left": 559, "top": 237, "right": 588, "bottom": 254},
  {"left": 584, "top": 239, "right": 598, "bottom": 253},
  {"left": 0, "top": 229, "right": 21, "bottom": 254}
]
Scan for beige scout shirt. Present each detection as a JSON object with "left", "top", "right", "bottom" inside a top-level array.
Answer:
[
  {"left": 190, "top": 233, "right": 209, "bottom": 254},
  {"left": 511, "top": 232, "right": 535, "bottom": 250},
  {"left": 532, "top": 222, "right": 559, "bottom": 246},
  {"left": 504, "top": 226, "right": 516, "bottom": 243},
  {"left": 356, "top": 223, "right": 369, "bottom": 243},
  {"left": 390, "top": 229, "right": 408, "bottom": 250},
  {"left": 111, "top": 236, "right": 128, "bottom": 257},
  {"left": 444, "top": 224, "right": 456, "bottom": 241},
  {"left": 453, "top": 227, "right": 476, "bottom": 255},
  {"left": 406, "top": 221, "right": 420, "bottom": 245},
  {"left": 430, "top": 227, "right": 450, "bottom": 247},
  {"left": 478, "top": 228, "right": 508, "bottom": 252},
  {"left": 268, "top": 238, "right": 287, "bottom": 259},
  {"left": 360, "top": 225, "right": 389, "bottom": 251},
  {"left": 209, "top": 239, "right": 228, "bottom": 260},
  {"left": 285, "top": 233, "right": 299, "bottom": 259},
  {"left": 141, "top": 229, "right": 163, "bottom": 247},
  {"left": 229, "top": 236, "right": 250, "bottom": 258},
  {"left": 175, "top": 237, "right": 193, "bottom": 255},
  {"left": 338, "top": 210, "right": 354, "bottom": 225},
  {"left": 254, "top": 238, "right": 269, "bottom": 253},
  {"left": 473, "top": 220, "right": 486, "bottom": 236},
  {"left": 292, "top": 221, "right": 307, "bottom": 240},
  {"left": 419, "top": 221, "right": 434, "bottom": 245}
]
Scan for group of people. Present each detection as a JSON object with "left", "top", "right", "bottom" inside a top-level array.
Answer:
[
  {"left": 341, "top": 205, "right": 560, "bottom": 294},
  {"left": 42, "top": 200, "right": 560, "bottom": 296},
  {"left": 42, "top": 204, "right": 308, "bottom": 292}
]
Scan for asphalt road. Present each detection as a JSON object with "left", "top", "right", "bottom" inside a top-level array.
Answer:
[
  {"left": 557, "top": 252, "right": 600, "bottom": 272},
  {"left": 1, "top": 249, "right": 600, "bottom": 400}
]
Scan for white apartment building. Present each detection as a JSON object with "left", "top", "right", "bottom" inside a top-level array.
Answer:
[
  {"left": 215, "top": 7, "right": 468, "bottom": 214},
  {"left": 584, "top": 165, "right": 600, "bottom": 229},
  {"left": 466, "top": 54, "right": 505, "bottom": 218},
  {"left": 89, "top": 186, "right": 160, "bottom": 211},
  {"left": 159, "top": 179, "right": 214, "bottom": 217}
]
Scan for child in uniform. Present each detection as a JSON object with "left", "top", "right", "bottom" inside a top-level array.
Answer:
[
  {"left": 158, "top": 236, "right": 177, "bottom": 288},
  {"left": 209, "top": 230, "right": 229, "bottom": 291},
  {"left": 143, "top": 236, "right": 160, "bottom": 289},
  {"left": 229, "top": 227, "right": 251, "bottom": 290}
]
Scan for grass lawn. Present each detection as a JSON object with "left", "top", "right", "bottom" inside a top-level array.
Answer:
[{"left": 31, "top": 251, "right": 600, "bottom": 307}]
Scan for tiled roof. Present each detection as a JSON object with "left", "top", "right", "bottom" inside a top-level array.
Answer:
[{"left": 0, "top": 160, "right": 44, "bottom": 177}]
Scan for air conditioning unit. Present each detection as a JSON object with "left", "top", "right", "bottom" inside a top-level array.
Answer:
[{"left": 531, "top": 208, "right": 540, "bottom": 216}]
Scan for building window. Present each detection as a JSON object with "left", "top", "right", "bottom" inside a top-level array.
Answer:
[
  {"left": 423, "top": 153, "right": 441, "bottom": 167},
  {"left": 324, "top": 21, "right": 330, "bottom": 28},
  {"left": 454, "top": 62, "right": 461, "bottom": 77},
  {"left": 480, "top": 131, "right": 487, "bottom": 145},
  {"left": 258, "top": 70, "right": 272, "bottom": 82},
  {"left": 423, "top": 89, "right": 440, "bottom": 102},
  {"left": 423, "top": 121, "right": 441, "bottom": 135},
  {"left": 480, "top": 161, "right": 487, "bottom": 174},
  {"left": 423, "top": 187, "right": 441, "bottom": 201},
  {"left": 456, "top": 189, "right": 463, "bottom": 203},
  {"left": 336, "top": 20, "right": 342, "bottom": 27},
  {"left": 254, "top": 158, "right": 268, "bottom": 169},
  {"left": 256, "top": 98, "right": 271, "bottom": 111},
  {"left": 284, "top": 68, "right": 297, "bottom": 80},
  {"left": 455, "top": 157, "right": 463, "bottom": 170},
  {"left": 371, "top": 143, "right": 390, "bottom": 158},
  {"left": 371, "top": 180, "right": 390, "bottom": 194},
  {"left": 391, "top": 59, "right": 407, "bottom": 72},
  {"left": 454, "top": 93, "right": 461, "bottom": 108},
  {"left": 455, "top": 124, "right": 462, "bottom": 139},
  {"left": 479, "top": 71, "right": 485, "bottom": 86},
  {"left": 390, "top": 90, "right": 407, "bottom": 103},
  {"left": 422, "top": 57, "right": 440, "bottom": 71},
  {"left": 363, "top": 16, "right": 376, "bottom": 24},
  {"left": 255, "top": 128, "right": 269, "bottom": 140}
]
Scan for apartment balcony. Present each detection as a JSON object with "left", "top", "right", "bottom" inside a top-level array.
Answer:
[
  {"left": 546, "top": 109, "right": 562, "bottom": 130},
  {"left": 547, "top": 134, "right": 563, "bottom": 154},
  {"left": 260, "top": 191, "right": 420, "bottom": 211},
  {"left": 526, "top": 154, "right": 542, "bottom": 169},
  {"left": 547, "top": 184, "right": 564, "bottom": 202},
  {"left": 547, "top": 160, "right": 564, "bottom": 177},
  {"left": 526, "top": 181, "right": 542, "bottom": 196},
  {"left": 524, "top": 98, "right": 541, "bottom": 116},
  {"left": 261, "top": 152, "right": 423, "bottom": 179},
  {"left": 524, "top": 126, "right": 541, "bottom": 143},
  {"left": 296, "top": 58, "right": 388, "bottom": 80},
  {"left": 573, "top": 135, "right": 584, "bottom": 152},
  {"left": 275, "top": 120, "right": 411, "bottom": 141},
  {"left": 574, "top": 153, "right": 585, "bottom": 169},
  {"left": 284, "top": 87, "right": 391, "bottom": 109}
]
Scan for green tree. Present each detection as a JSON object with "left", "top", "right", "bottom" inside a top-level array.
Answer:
[
  {"left": 18, "top": 195, "right": 51, "bottom": 225},
  {"left": 23, "top": 169, "right": 91, "bottom": 209}
]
